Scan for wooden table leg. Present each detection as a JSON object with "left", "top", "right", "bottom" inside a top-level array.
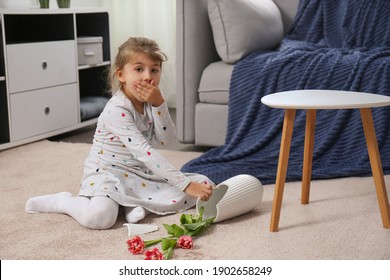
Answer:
[
  {"left": 302, "top": 109, "right": 317, "bottom": 204},
  {"left": 360, "top": 108, "right": 390, "bottom": 228},
  {"left": 270, "top": 109, "right": 296, "bottom": 232}
]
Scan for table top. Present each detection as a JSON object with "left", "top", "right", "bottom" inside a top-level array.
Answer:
[{"left": 261, "top": 90, "right": 390, "bottom": 109}]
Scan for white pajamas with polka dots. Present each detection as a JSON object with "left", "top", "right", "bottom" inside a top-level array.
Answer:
[{"left": 79, "top": 90, "right": 213, "bottom": 215}]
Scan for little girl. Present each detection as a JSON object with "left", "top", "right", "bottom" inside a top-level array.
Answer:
[{"left": 25, "top": 37, "right": 213, "bottom": 229}]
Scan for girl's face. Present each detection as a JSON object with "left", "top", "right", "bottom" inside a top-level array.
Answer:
[{"left": 117, "top": 53, "right": 162, "bottom": 99}]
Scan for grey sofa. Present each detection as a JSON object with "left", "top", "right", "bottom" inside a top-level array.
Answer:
[{"left": 176, "top": 0, "right": 299, "bottom": 146}]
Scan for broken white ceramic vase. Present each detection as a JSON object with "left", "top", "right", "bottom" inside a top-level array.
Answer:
[{"left": 196, "top": 174, "right": 263, "bottom": 223}]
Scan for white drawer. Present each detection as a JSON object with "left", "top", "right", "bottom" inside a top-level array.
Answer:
[
  {"left": 77, "top": 36, "right": 103, "bottom": 65},
  {"left": 10, "top": 83, "right": 78, "bottom": 141},
  {"left": 6, "top": 40, "right": 77, "bottom": 93}
]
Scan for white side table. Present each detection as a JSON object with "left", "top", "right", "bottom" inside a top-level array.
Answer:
[{"left": 261, "top": 90, "right": 390, "bottom": 232}]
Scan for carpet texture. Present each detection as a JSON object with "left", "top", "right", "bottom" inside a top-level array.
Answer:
[{"left": 0, "top": 140, "right": 389, "bottom": 260}]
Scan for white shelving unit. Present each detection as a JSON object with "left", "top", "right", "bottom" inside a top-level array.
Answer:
[{"left": 0, "top": 8, "right": 111, "bottom": 150}]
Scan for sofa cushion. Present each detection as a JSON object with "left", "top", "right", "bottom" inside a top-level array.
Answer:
[
  {"left": 208, "top": 0, "right": 284, "bottom": 64},
  {"left": 198, "top": 61, "right": 233, "bottom": 105},
  {"left": 195, "top": 103, "right": 228, "bottom": 146}
]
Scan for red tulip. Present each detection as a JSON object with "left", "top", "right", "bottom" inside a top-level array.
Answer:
[
  {"left": 177, "top": 235, "right": 194, "bottom": 249},
  {"left": 144, "top": 247, "right": 164, "bottom": 260},
  {"left": 126, "top": 236, "right": 145, "bottom": 255}
]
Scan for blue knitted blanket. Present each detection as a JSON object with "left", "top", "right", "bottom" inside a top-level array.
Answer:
[{"left": 182, "top": 0, "right": 390, "bottom": 185}]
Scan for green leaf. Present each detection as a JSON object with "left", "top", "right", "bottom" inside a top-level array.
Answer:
[
  {"left": 163, "top": 246, "right": 174, "bottom": 260},
  {"left": 144, "top": 238, "right": 163, "bottom": 248},
  {"left": 183, "top": 216, "right": 215, "bottom": 237},
  {"left": 163, "top": 224, "right": 174, "bottom": 235},
  {"left": 179, "top": 207, "right": 206, "bottom": 226},
  {"left": 163, "top": 223, "right": 186, "bottom": 237},
  {"left": 161, "top": 238, "right": 177, "bottom": 251},
  {"left": 183, "top": 221, "right": 205, "bottom": 231},
  {"left": 171, "top": 224, "right": 185, "bottom": 237},
  {"left": 183, "top": 216, "right": 214, "bottom": 230},
  {"left": 197, "top": 207, "right": 204, "bottom": 222},
  {"left": 180, "top": 213, "right": 193, "bottom": 225}
]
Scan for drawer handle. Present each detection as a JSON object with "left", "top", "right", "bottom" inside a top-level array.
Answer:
[
  {"left": 84, "top": 50, "right": 96, "bottom": 56},
  {"left": 42, "top": 61, "right": 48, "bottom": 70},
  {"left": 44, "top": 106, "right": 50, "bottom": 115}
]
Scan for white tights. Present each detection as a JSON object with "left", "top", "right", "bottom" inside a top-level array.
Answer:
[{"left": 25, "top": 192, "right": 149, "bottom": 230}]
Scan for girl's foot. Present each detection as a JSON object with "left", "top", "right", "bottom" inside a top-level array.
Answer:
[
  {"left": 125, "top": 206, "right": 149, "bottom": 223},
  {"left": 25, "top": 192, "right": 73, "bottom": 213}
]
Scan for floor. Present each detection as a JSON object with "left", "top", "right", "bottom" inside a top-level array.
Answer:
[{"left": 49, "top": 108, "right": 212, "bottom": 152}]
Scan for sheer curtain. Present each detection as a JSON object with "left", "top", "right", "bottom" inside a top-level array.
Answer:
[{"left": 102, "top": 0, "right": 177, "bottom": 107}]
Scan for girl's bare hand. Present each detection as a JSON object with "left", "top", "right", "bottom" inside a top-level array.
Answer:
[
  {"left": 133, "top": 80, "right": 164, "bottom": 107},
  {"left": 184, "top": 181, "right": 213, "bottom": 201}
]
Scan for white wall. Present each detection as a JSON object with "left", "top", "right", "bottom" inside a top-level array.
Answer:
[{"left": 102, "top": 0, "right": 176, "bottom": 107}]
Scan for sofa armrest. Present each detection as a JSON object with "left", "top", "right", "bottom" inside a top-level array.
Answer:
[{"left": 176, "top": 0, "right": 220, "bottom": 143}]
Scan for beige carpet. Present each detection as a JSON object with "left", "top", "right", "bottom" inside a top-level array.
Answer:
[{"left": 0, "top": 140, "right": 389, "bottom": 260}]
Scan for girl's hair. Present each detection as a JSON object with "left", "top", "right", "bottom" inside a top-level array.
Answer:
[{"left": 108, "top": 37, "right": 168, "bottom": 93}]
